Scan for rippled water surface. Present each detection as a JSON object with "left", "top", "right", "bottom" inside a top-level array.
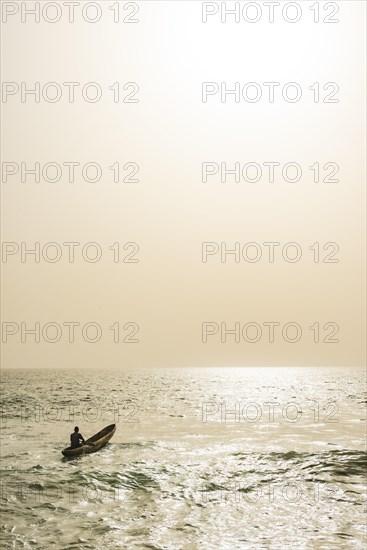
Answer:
[{"left": 1, "top": 367, "right": 366, "bottom": 549}]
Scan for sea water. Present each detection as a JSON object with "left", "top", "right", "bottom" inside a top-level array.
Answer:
[{"left": 1, "top": 367, "right": 366, "bottom": 549}]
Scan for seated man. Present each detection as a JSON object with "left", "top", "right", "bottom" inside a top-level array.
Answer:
[{"left": 70, "top": 426, "right": 85, "bottom": 448}]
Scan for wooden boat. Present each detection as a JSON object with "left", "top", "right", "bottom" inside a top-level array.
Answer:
[{"left": 62, "top": 424, "right": 116, "bottom": 457}]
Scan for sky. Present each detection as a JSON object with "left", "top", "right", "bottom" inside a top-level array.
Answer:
[{"left": 1, "top": 0, "right": 366, "bottom": 368}]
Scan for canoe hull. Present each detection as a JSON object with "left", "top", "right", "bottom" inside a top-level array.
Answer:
[{"left": 62, "top": 423, "right": 116, "bottom": 457}]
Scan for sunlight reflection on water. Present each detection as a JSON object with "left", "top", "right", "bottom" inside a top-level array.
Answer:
[{"left": 1, "top": 367, "right": 366, "bottom": 549}]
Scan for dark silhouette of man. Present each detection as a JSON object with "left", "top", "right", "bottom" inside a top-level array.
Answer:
[{"left": 70, "top": 426, "right": 85, "bottom": 448}]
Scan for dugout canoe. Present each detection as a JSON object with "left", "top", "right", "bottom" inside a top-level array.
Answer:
[{"left": 62, "top": 423, "right": 116, "bottom": 457}]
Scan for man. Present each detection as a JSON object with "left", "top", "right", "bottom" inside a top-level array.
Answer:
[{"left": 70, "top": 426, "right": 85, "bottom": 448}]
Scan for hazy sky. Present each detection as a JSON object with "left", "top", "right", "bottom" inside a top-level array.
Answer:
[{"left": 1, "top": 1, "right": 366, "bottom": 368}]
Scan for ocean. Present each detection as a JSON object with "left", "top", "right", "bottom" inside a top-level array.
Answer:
[{"left": 1, "top": 367, "right": 366, "bottom": 549}]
